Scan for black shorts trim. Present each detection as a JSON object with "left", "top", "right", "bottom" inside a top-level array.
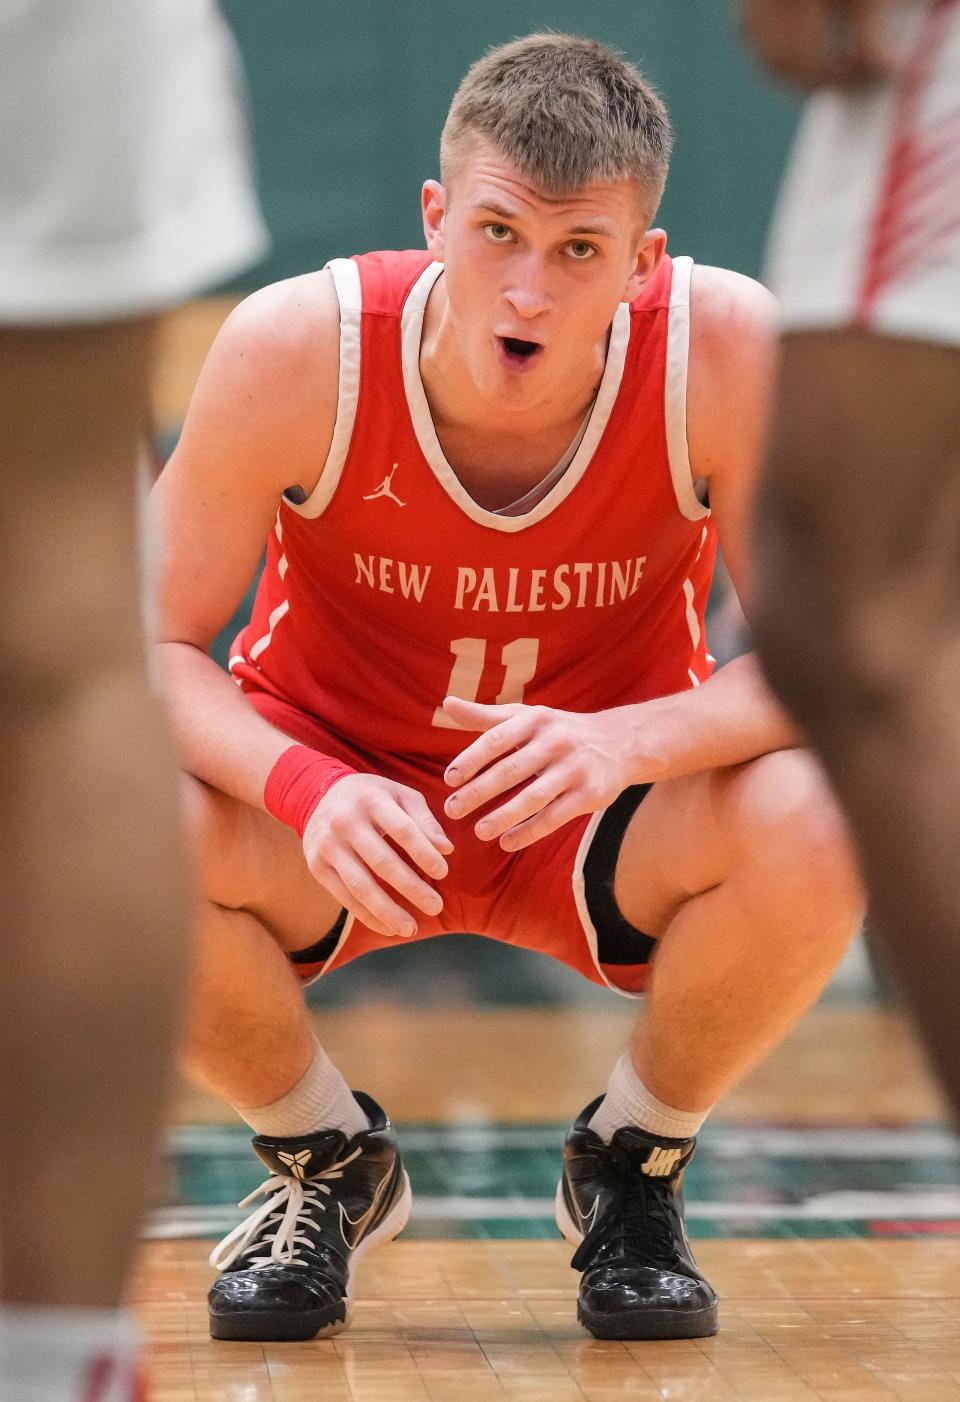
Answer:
[
  {"left": 288, "top": 907, "right": 348, "bottom": 968},
  {"left": 583, "top": 784, "right": 657, "bottom": 966}
]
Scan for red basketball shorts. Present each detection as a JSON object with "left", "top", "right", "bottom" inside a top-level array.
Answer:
[{"left": 241, "top": 685, "right": 654, "bottom": 999}]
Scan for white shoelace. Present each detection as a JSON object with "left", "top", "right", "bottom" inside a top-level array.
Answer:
[{"left": 209, "top": 1146, "right": 363, "bottom": 1272}]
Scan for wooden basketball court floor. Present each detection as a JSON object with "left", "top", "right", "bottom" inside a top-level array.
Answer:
[
  {"left": 143, "top": 310, "right": 960, "bottom": 1398},
  {"left": 142, "top": 982, "right": 960, "bottom": 1402}
]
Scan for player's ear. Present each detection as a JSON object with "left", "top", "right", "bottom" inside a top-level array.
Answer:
[
  {"left": 422, "top": 180, "right": 446, "bottom": 261},
  {"left": 623, "top": 228, "right": 667, "bottom": 301}
]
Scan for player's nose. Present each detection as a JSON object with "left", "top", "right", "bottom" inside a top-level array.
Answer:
[{"left": 503, "top": 255, "right": 552, "bottom": 319}]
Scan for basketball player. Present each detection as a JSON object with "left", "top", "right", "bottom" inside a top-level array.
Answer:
[
  {"left": 0, "top": 2, "right": 264, "bottom": 1397},
  {"left": 153, "top": 34, "right": 864, "bottom": 1343},
  {"left": 741, "top": 0, "right": 960, "bottom": 1115}
]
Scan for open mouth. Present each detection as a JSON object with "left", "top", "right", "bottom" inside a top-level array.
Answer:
[{"left": 497, "top": 336, "right": 543, "bottom": 369}]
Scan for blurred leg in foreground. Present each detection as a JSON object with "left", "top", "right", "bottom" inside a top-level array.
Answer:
[
  {"left": 0, "top": 318, "right": 192, "bottom": 1390},
  {"left": 744, "top": 0, "right": 960, "bottom": 1114},
  {"left": 0, "top": 1, "right": 265, "bottom": 1395},
  {"left": 753, "top": 330, "right": 960, "bottom": 1110}
]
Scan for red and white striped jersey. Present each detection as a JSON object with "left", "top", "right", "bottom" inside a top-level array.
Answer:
[
  {"left": 767, "top": 0, "right": 960, "bottom": 343},
  {"left": 230, "top": 249, "right": 717, "bottom": 775}
]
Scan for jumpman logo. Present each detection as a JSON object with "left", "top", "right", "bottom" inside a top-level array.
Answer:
[{"left": 363, "top": 463, "right": 406, "bottom": 506}]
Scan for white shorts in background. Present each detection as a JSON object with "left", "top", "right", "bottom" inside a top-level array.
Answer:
[
  {"left": 766, "top": 0, "right": 960, "bottom": 347},
  {"left": 0, "top": 0, "right": 267, "bottom": 324}
]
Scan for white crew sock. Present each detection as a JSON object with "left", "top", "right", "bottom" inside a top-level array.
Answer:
[
  {"left": 240, "top": 1039, "right": 369, "bottom": 1140},
  {"left": 588, "top": 1052, "right": 712, "bottom": 1143},
  {"left": 0, "top": 1305, "right": 140, "bottom": 1402}
]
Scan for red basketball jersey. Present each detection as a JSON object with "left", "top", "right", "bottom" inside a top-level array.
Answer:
[{"left": 230, "top": 250, "right": 717, "bottom": 775}]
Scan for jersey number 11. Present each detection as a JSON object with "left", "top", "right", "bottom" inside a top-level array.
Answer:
[{"left": 432, "top": 637, "right": 540, "bottom": 728}]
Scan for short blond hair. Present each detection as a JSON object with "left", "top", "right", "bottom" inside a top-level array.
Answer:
[{"left": 440, "top": 33, "right": 673, "bottom": 219}]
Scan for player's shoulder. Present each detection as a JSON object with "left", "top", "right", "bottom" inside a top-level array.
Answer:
[
  {"left": 686, "top": 265, "right": 779, "bottom": 481},
  {"left": 690, "top": 264, "right": 778, "bottom": 351},
  {"left": 213, "top": 268, "right": 340, "bottom": 386},
  {"left": 688, "top": 264, "right": 778, "bottom": 408},
  {"left": 171, "top": 268, "right": 342, "bottom": 499},
  {"left": 192, "top": 269, "right": 340, "bottom": 455}
]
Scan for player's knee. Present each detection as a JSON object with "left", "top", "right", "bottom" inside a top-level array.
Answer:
[
  {"left": 771, "top": 587, "right": 946, "bottom": 736},
  {"left": 181, "top": 773, "right": 249, "bottom": 910},
  {"left": 752, "top": 527, "right": 915, "bottom": 736},
  {"left": 752, "top": 387, "right": 960, "bottom": 732},
  {"left": 830, "top": 604, "right": 943, "bottom": 728},
  {"left": 724, "top": 750, "right": 863, "bottom": 917}
]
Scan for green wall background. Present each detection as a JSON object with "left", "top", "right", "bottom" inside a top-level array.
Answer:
[{"left": 220, "top": 1, "right": 799, "bottom": 288}]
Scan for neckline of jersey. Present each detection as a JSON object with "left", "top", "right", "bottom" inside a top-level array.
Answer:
[{"left": 399, "top": 261, "right": 632, "bottom": 534}]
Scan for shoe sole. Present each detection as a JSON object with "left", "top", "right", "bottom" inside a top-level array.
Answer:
[
  {"left": 209, "top": 1169, "right": 413, "bottom": 1343},
  {"left": 554, "top": 1182, "right": 719, "bottom": 1342}
]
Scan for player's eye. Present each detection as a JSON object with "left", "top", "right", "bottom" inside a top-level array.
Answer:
[
  {"left": 566, "top": 240, "right": 597, "bottom": 261},
  {"left": 483, "top": 223, "right": 514, "bottom": 243}
]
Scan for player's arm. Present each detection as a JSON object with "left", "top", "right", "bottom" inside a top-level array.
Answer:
[
  {"left": 660, "top": 264, "right": 805, "bottom": 761},
  {"left": 442, "top": 267, "right": 801, "bottom": 850},
  {"left": 152, "top": 275, "right": 451, "bottom": 937},
  {"left": 740, "top": 0, "right": 903, "bottom": 89},
  {"left": 152, "top": 274, "right": 340, "bottom": 809}
]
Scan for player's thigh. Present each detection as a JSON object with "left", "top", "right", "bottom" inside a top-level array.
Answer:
[
  {"left": 0, "top": 319, "right": 157, "bottom": 681},
  {"left": 185, "top": 775, "right": 343, "bottom": 954},
  {"left": 611, "top": 748, "right": 853, "bottom": 937}
]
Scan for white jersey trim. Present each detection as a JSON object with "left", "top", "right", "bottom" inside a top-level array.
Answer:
[
  {"left": 247, "top": 600, "right": 290, "bottom": 664},
  {"left": 228, "top": 512, "right": 292, "bottom": 674},
  {"left": 318, "top": 914, "right": 357, "bottom": 983},
  {"left": 681, "top": 523, "right": 712, "bottom": 688},
  {"left": 401, "top": 261, "right": 632, "bottom": 534},
  {"left": 286, "top": 913, "right": 358, "bottom": 989},
  {"left": 284, "top": 257, "right": 363, "bottom": 519},
  {"left": 494, "top": 412, "right": 589, "bottom": 516},
  {"left": 571, "top": 812, "right": 645, "bottom": 1002},
  {"left": 664, "top": 256, "right": 710, "bottom": 523}
]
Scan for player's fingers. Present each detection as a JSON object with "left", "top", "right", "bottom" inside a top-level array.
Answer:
[
  {"left": 444, "top": 711, "right": 537, "bottom": 787},
  {"left": 444, "top": 737, "right": 555, "bottom": 819},
  {"left": 498, "top": 793, "right": 583, "bottom": 851},
  {"left": 352, "top": 827, "right": 444, "bottom": 917},
  {"left": 386, "top": 793, "right": 454, "bottom": 870},
  {"left": 311, "top": 862, "right": 397, "bottom": 938},
  {"left": 333, "top": 850, "right": 418, "bottom": 938},
  {"left": 472, "top": 769, "right": 568, "bottom": 843},
  {"left": 441, "top": 696, "right": 522, "bottom": 733}
]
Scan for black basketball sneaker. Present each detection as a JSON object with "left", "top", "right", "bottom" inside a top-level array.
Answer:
[
  {"left": 556, "top": 1096, "right": 718, "bottom": 1340},
  {"left": 208, "top": 1091, "right": 411, "bottom": 1341}
]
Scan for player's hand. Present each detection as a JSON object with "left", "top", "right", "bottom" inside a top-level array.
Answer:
[
  {"left": 302, "top": 774, "right": 453, "bottom": 939},
  {"left": 441, "top": 697, "right": 666, "bottom": 851},
  {"left": 740, "top": 0, "right": 903, "bottom": 90}
]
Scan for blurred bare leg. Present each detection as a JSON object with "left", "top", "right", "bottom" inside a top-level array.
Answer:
[
  {"left": 0, "top": 320, "right": 192, "bottom": 1308},
  {"left": 752, "top": 329, "right": 960, "bottom": 1116}
]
